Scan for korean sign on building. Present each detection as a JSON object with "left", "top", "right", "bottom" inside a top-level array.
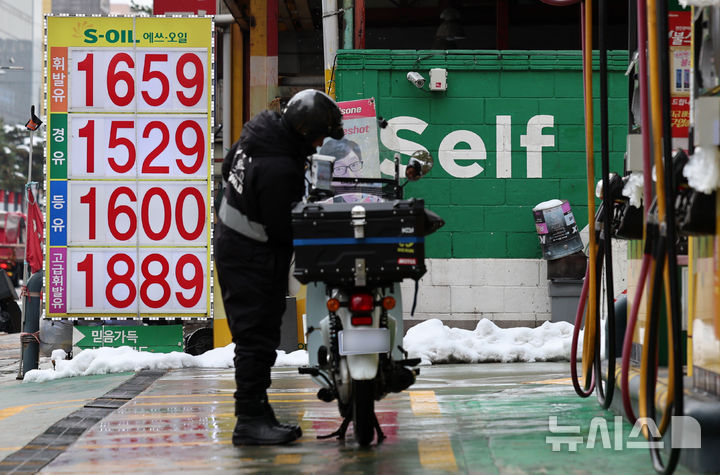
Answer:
[{"left": 45, "top": 16, "right": 213, "bottom": 319}]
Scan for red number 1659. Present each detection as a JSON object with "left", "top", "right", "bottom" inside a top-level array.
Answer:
[{"left": 75, "top": 51, "right": 205, "bottom": 109}]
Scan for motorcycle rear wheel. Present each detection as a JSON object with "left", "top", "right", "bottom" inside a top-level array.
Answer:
[{"left": 352, "top": 379, "right": 375, "bottom": 446}]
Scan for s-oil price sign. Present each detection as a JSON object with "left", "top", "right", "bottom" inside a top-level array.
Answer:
[{"left": 45, "top": 16, "right": 213, "bottom": 320}]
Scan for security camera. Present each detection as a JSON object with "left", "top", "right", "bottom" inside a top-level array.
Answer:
[{"left": 407, "top": 71, "right": 425, "bottom": 89}]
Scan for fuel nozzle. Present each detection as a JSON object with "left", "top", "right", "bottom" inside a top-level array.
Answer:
[{"left": 595, "top": 172, "right": 625, "bottom": 202}]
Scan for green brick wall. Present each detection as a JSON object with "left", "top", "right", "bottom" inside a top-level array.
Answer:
[{"left": 335, "top": 50, "right": 629, "bottom": 259}]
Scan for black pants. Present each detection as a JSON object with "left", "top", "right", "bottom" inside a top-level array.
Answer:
[{"left": 214, "top": 223, "right": 292, "bottom": 414}]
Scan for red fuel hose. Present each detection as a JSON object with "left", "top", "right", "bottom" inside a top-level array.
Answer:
[
  {"left": 620, "top": 0, "right": 654, "bottom": 425},
  {"left": 571, "top": 265, "right": 596, "bottom": 397},
  {"left": 620, "top": 252, "right": 650, "bottom": 423}
]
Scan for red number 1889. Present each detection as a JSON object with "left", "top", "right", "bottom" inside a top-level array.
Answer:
[{"left": 72, "top": 251, "right": 206, "bottom": 312}]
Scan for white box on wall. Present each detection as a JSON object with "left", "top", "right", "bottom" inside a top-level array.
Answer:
[{"left": 429, "top": 68, "right": 448, "bottom": 91}]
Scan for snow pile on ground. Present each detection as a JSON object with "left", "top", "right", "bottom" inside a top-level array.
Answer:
[
  {"left": 403, "top": 318, "right": 577, "bottom": 365},
  {"left": 23, "top": 344, "right": 309, "bottom": 383},
  {"left": 23, "top": 318, "right": 591, "bottom": 382}
]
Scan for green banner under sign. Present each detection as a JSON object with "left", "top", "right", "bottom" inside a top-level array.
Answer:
[
  {"left": 74, "top": 325, "right": 184, "bottom": 353},
  {"left": 49, "top": 113, "right": 67, "bottom": 180}
]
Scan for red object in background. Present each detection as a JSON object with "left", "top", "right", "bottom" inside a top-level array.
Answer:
[
  {"left": 0, "top": 205, "right": 25, "bottom": 283},
  {"left": 668, "top": 11, "right": 691, "bottom": 139},
  {"left": 671, "top": 96, "right": 691, "bottom": 138},
  {"left": 668, "top": 12, "right": 692, "bottom": 47},
  {"left": 25, "top": 188, "right": 44, "bottom": 274},
  {"left": 153, "top": 0, "right": 216, "bottom": 15}
]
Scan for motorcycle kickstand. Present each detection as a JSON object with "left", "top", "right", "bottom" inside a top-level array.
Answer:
[
  {"left": 373, "top": 413, "right": 386, "bottom": 443},
  {"left": 317, "top": 417, "right": 351, "bottom": 440}
]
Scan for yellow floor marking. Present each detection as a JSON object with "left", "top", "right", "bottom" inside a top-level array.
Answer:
[
  {"left": 0, "top": 447, "right": 22, "bottom": 452},
  {"left": 525, "top": 378, "right": 573, "bottom": 385},
  {"left": 418, "top": 433, "right": 457, "bottom": 471},
  {"left": 134, "top": 394, "right": 234, "bottom": 400},
  {"left": 51, "top": 404, "right": 85, "bottom": 411},
  {"left": 268, "top": 399, "right": 317, "bottom": 403},
  {"left": 131, "top": 398, "right": 315, "bottom": 407},
  {"left": 0, "top": 406, "right": 30, "bottom": 421},
  {"left": 73, "top": 440, "right": 232, "bottom": 450},
  {"left": 134, "top": 392, "right": 316, "bottom": 399},
  {"left": 0, "top": 393, "right": 312, "bottom": 422},
  {"left": 274, "top": 454, "right": 303, "bottom": 465},
  {"left": 108, "top": 412, "right": 235, "bottom": 420},
  {"left": 0, "top": 399, "right": 89, "bottom": 422},
  {"left": 83, "top": 430, "right": 228, "bottom": 440},
  {"left": 409, "top": 390, "right": 441, "bottom": 415},
  {"left": 131, "top": 401, "right": 233, "bottom": 407}
]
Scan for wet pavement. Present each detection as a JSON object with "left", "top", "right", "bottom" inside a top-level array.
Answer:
[
  {"left": 0, "top": 333, "right": 135, "bottom": 463},
  {"left": 0, "top": 359, "right": 694, "bottom": 474}
]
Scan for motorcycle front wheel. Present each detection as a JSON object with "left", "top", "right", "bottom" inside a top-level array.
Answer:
[{"left": 352, "top": 379, "right": 375, "bottom": 446}]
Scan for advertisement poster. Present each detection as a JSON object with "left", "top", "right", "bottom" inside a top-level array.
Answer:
[
  {"left": 669, "top": 11, "right": 691, "bottom": 139},
  {"left": 319, "top": 98, "right": 381, "bottom": 179},
  {"left": 45, "top": 16, "right": 214, "bottom": 319}
]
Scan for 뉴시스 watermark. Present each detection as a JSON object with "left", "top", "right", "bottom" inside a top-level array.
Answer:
[{"left": 546, "top": 415, "right": 702, "bottom": 452}]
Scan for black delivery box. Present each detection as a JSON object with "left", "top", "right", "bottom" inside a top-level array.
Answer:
[{"left": 292, "top": 198, "right": 443, "bottom": 286}]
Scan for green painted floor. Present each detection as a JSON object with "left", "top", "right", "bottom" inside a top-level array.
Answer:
[{"left": 0, "top": 372, "right": 135, "bottom": 461}]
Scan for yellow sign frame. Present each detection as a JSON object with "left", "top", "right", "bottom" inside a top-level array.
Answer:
[{"left": 44, "top": 16, "right": 214, "bottom": 320}]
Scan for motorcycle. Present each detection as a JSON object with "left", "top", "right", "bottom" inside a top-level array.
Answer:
[{"left": 293, "top": 149, "right": 444, "bottom": 446}]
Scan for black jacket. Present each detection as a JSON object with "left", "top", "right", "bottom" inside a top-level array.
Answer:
[{"left": 220, "top": 110, "right": 312, "bottom": 247}]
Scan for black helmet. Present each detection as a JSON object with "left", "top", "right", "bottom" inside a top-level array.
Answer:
[{"left": 282, "top": 90, "right": 344, "bottom": 144}]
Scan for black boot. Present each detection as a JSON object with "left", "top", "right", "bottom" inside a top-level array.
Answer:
[
  {"left": 262, "top": 399, "right": 302, "bottom": 438},
  {"left": 233, "top": 396, "right": 298, "bottom": 446}
]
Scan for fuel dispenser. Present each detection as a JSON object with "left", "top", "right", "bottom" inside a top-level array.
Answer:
[
  {"left": 617, "top": 2, "right": 720, "bottom": 473},
  {"left": 542, "top": 0, "right": 720, "bottom": 473}
]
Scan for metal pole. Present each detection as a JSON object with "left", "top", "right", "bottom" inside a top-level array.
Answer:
[
  {"left": 223, "top": 25, "right": 232, "bottom": 156},
  {"left": 354, "top": 0, "right": 365, "bottom": 49},
  {"left": 23, "top": 130, "right": 31, "bottom": 289},
  {"left": 17, "top": 128, "right": 33, "bottom": 379},
  {"left": 343, "top": 0, "right": 353, "bottom": 50},
  {"left": 322, "top": 0, "right": 339, "bottom": 97}
]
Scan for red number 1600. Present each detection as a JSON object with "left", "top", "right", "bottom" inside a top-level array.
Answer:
[{"left": 78, "top": 186, "right": 205, "bottom": 242}]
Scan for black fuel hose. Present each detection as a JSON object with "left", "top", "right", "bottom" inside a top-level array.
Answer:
[
  {"left": 644, "top": 232, "right": 682, "bottom": 474},
  {"left": 538, "top": 0, "right": 580, "bottom": 5},
  {"left": 596, "top": 0, "right": 617, "bottom": 409},
  {"left": 645, "top": 0, "right": 684, "bottom": 472},
  {"left": 638, "top": 0, "right": 684, "bottom": 472},
  {"left": 593, "top": 231, "right": 609, "bottom": 403},
  {"left": 545, "top": 0, "right": 617, "bottom": 405}
]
